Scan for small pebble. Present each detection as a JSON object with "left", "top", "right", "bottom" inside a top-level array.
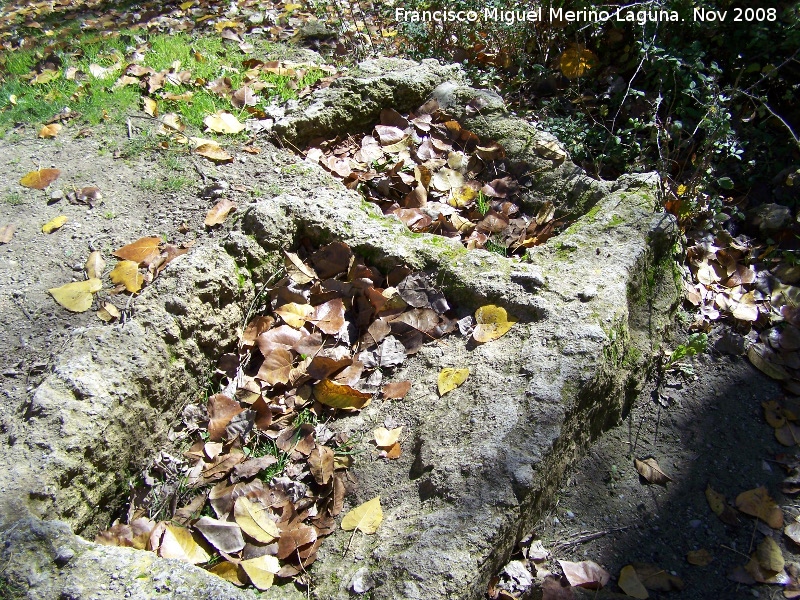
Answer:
[
  {"left": 54, "top": 546, "right": 75, "bottom": 566},
  {"left": 689, "top": 519, "right": 702, "bottom": 528}
]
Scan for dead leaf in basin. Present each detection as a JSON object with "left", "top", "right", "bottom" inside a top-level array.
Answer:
[
  {"left": 48, "top": 278, "right": 102, "bottom": 312},
  {"left": 20, "top": 168, "right": 60, "bottom": 189},
  {"left": 207, "top": 393, "right": 244, "bottom": 442}
]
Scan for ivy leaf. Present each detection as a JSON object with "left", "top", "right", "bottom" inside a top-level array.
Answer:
[{"left": 341, "top": 496, "right": 383, "bottom": 534}]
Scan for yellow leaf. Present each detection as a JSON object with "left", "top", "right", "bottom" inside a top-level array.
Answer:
[
  {"left": 143, "top": 97, "right": 157, "bottom": 117},
  {"left": 756, "top": 536, "right": 784, "bottom": 572},
  {"left": 618, "top": 565, "right": 649, "bottom": 599},
  {"left": 110, "top": 260, "right": 144, "bottom": 293},
  {"left": 204, "top": 198, "right": 237, "bottom": 226},
  {"left": 214, "top": 20, "right": 241, "bottom": 32},
  {"left": 48, "top": 278, "right": 102, "bottom": 312},
  {"left": 274, "top": 302, "right": 314, "bottom": 328},
  {"left": 373, "top": 426, "right": 403, "bottom": 447},
  {"left": 676, "top": 184, "right": 688, "bottom": 196},
  {"left": 160, "top": 113, "right": 185, "bottom": 133},
  {"left": 208, "top": 561, "right": 245, "bottom": 586},
  {"left": 473, "top": 304, "right": 517, "bottom": 343},
  {"left": 42, "top": 215, "right": 67, "bottom": 233},
  {"left": 204, "top": 111, "right": 245, "bottom": 134},
  {"left": 97, "top": 302, "right": 121, "bottom": 322},
  {"left": 113, "top": 237, "right": 162, "bottom": 265},
  {"left": 559, "top": 47, "right": 598, "bottom": 79},
  {"left": 38, "top": 123, "right": 62, "bottom": 138},
  {"left": 180, "top": 0, "right": 195, "bottom": 9},
  {"left": 437, "top": 367, "right": 469, "bottom": 396},
  {"left": 158, "top": 523, "right": 209, "bottom": 564},
  {"left": 9, "top": 94, "right": 17, "bottom": 105},
  {"left": 735, "top": 487, "right": 783, "bottom": 528},
  {"left": 195, "top": 142, "right": 232, "bottom": 163},
  {"left": 233, "top": 496, "right": 281, "bottom": 543},
  {"left": 314, "top": 379, "right": 372, "bottom": 410},
  {"left": 687, "top": 549, "right": 713, "bottom": 566},
  {"left": 240, "top": 555, "right": 280, "bottom": 590},
  {"left": 341, "top": 496, "right": 383, "bottom": 534},
  {"left": 85, "top": 250, "right": 106, "bottom": 279},
  {"left": 20, "top": 168, "right": 61, "bottom": 189}
]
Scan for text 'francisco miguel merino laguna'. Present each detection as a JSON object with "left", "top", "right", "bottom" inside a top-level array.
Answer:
[{"left": 394, "top": 7, "right": 685, "bottom": 25}]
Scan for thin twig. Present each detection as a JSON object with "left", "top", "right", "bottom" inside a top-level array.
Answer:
[{"left": 551, "top": 525, "right": 634, "bottom": 553}]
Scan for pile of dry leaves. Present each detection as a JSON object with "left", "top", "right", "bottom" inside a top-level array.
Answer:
[
  {"left": 94, "top": 240, "right": 517, "bottom": 590},
  {"left": 304, "top": 100, "right": 568, "bottom": 255}
]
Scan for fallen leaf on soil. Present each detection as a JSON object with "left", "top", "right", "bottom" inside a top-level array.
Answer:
[
  {"left": 94, "top": 518, "right": 154, "bottom": 550},
  {"left": 110, "top": 260, "right": 144, "bottom": 293},
  {"left": 204, "top": 111, "right": 245, "bottom": 134},
  {"left": 41, "top": 215, "right": 67, "bottom": 233},
  {"left": 234, "top": 496, "right": 281, "bottom": 543},
  {"left": 560, "top": 47, "right": 598, "bottom": 79},
  {"left": 314, "top": 379, "right": 371, "bottom": 410},
  {"left": 736, "top": 487, "right": 784, "bottom": 528},
  {"left": 194, "top": 516, "right": 245, "bottom": 554},
  {"left": 744, "top": 554, "right": 791, "bottom": 584},
  {"left": 196, "top": 142, "right": 233, "bottom": 163},
  {"left": 558, "top": 559, "right": 610, "bottom": 589},
  {"left": 284, "top": 251, "right": 316, "bottom": 284},
  {"left": 143, "top": 97, "right": 158, "bottom": 117},
  {"left": 631, "top": 563, "right": 684, "bottom": 592},
  {"left": 756, "top": 535, "right": 785, "bottom": 572},
  {"left": 437, "top": 367, "right": 469, "bottom": 396},
  {"left": 160, "top": 113, "right": 185, "bottom": 133},
  {"left": 20, "top": 168, "right": 60, "bottom": 189},
  {"left": 542, "top": 575, "right": 574, "bottom": 599},
  {"left": 48, "top": 278, "right": 102, "bottom": 312},
  {"left": 240, "top": 554, "right": 280, "bottom": 590},
  {"left": 618, "top": 565, "right": 649, "bottom": 598},
  {"left": 706, "top": 485, "right": 740, "bottom": 526},
  {"left": 97, "top": 302, "right": 121, "bottom": 322},
  {"left": 309, "top": 446, "right": 334, "bottom": 485},
  {"left": 341, "top": 496, "right": 382, "bottom": 534},
  {"left": 749, "top": 344, "right": 791, "bottom": 380},
  {"left": 113, "top": 237, "right": 162, "bottom": 265},
  {"left": 687, "top": 549, "right": 713, "bottom": 566},
  {"left": 85, "top": 250, "right": 106, "bottom": 278},
  {"left": 277, "top": 523, "right": 317, "bottom": 559},
  {"left": 205, "top": 199, "right": 237, "bottom": 226},
  {"left": 158, "top": 523, "right": 210, "bottom": 564},
  {"left": 776, "top": 423, "right": 800, "bottom": 447},
  {"left": 382, "top": 380, "right": 412, "bottom": 399},
  {"left": 373, "top": 426, "right": 402, "bottom": 447},
  {"left": 473, "top": 305, "right": 517, "bottom": 342},
  {"left": 0, "top": 224, "right": 14, "bottom": 244},
  {"left": 274, "top": 302, "right": 314, "bottom": 328},
  {"left": 379, "top": 442, "right": 402, "bottom": 459},
  {"left": 634, "top": 457, "right": 672, "bottom": 486},
  {"left": 38, "top": 123, "right": 62, "bottom": 138}
]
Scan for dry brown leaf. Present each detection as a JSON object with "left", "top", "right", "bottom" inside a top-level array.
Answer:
[
  {"left": 274, "top": 302, "right": 313, "bottom": 329},
  {"left": 705, "top": 485, "right": 740, "bottom": 526},
  {"left": 207, "top": 393, "right": 244, "bottom": 442},
  {"left": 558, "top": 559, "right": 610, "bottom": 590},
  {"left": 196, "top": 142, "right": 233, "bottom": 163},
  {"left": 309, "top": 446, "right": 334, "bottom": 485},
  {"left": 736, "top": 487, "right": 784, "bottom": 528},
  {"left": 785, "top": 521, "right": 800, "bottom": 546},
  {"left": 205, "top": 198, "right": 237, "bottom": 226},
  {"left": 194, "top": 516, "right": 245, "bottom": 554},
  {"left": 277, "top": 523, "right": 317, "bottom": 559},
  {"left": 634, "top": 457, "right": 672, "bottom": 486},
  {"left": 284, "top": 251, "right": 317, "bottom": 284},
  {"left": 311, "top": 298, "right": 346, "bottom": 334},
  {"left": 632, "top": 563, "right": 684, "bottom": 592},
  {"left": 382, "top": 380, "right": 412, "bottom": 399},
  {"left": 85, "top": 250, "right": 106, "bottom": 278},
  {"left": 256, "top": 348, "right": 293, "bottom": 385},
  {"left": 109, "top": 260, "right": 144, "bottom": 293},
  {"left": 97, "top": 302, "right": 121, "bottom": 322},
  {"left": 20, "top": 168, "right": 61, "bottom": 189},
  {"left": 113, "top": 237, "right": 162, "bottom": 265}
]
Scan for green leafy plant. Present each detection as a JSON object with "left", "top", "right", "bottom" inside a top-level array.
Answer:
[{"left": 665, "top": 333, "right": 708, "bottom": 372}]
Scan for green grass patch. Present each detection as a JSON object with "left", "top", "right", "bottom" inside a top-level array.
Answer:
[{"left": 0, "top": 30, "right": 327, "bottom": 136}]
